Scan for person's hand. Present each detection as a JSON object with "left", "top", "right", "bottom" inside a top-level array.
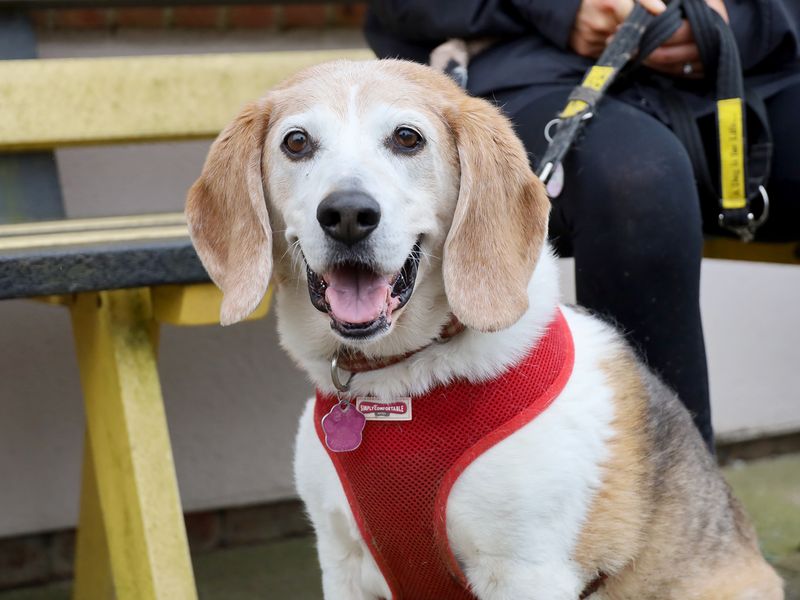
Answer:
[
  {"left": 643, "top": 0, "right": 729, "bottom": 78},
  {"left": 569, "top": 0, "right": 667, "bottom": 58}
]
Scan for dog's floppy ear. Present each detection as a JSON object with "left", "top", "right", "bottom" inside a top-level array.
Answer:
[
  {"left": 186, "top": 100, "right": 272, "bottom": 326},
  {"left": 443, "top": 95, "right": 550, "bottom": 332}
]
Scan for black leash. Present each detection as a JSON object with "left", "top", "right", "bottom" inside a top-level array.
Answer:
[
  {"left": 655, "top": 0, "right": 771, "bottom": 240},
  {"left": 536, "top": 2, "right": 656, "bottom": 186},
  {"left": 632, "top": 0, "right": 772, "bottom": 240},
  {"left": 448, "top": 0, "right": 772, "bottom": 241}
]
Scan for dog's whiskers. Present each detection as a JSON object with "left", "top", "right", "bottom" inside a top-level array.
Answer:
[
  {"left": 417, "top": 248, "right": 440, "bottom": 262},
  {"left": 279, "top": 239, "right": 301, "bottom": 263}
]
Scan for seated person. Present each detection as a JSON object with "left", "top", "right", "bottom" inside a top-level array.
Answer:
[{"left": 363, "top": 0, "right": 800, "bottom": 449}]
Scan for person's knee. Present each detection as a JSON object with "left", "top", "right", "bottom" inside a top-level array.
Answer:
[{"left": 562, "top": 123, "right": 703, "bottom": 261}]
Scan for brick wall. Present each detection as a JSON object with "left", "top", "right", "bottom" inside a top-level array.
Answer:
[{"left": 29, "top": 3, "right": 366, "bottom": 31}]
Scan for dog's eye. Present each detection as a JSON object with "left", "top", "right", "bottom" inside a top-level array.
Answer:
[
  {"left": 391, "top": 126, "right": 424, "bottom": 153},
  {"left": 282, "top": 129, "right": 313, "bottom": 158}
]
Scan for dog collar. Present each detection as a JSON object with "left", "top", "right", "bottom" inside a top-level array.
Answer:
[{"left": 333, "top": 314, "right": 465, "bottom": 374}]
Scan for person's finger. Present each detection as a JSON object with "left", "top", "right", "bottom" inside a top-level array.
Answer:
[
  {"left": 706, "top": 0, "right": 729, "bottom": 22},
  {"left": 585, "top": 23, "right": 615, "bottom": 42},
  {"left": 637, "top": 0, "right": 667, "bottom": 15},
  {"left": 569, "top": 30, "right": 602, "bottom": 57},
  {"left": 675, "top": 61, "right": 704, "bottom": 79},
  {"left": 603, "top": 0, "right": 635, "bottom": 22},
  {"left": 572, "top": 37, "right": 607, "bottom": 58},
  {"left": 646, "top": 42, "right": 700, "bottom": 66},
  {"left": 645, "top": 58, "right": 704, "bottom": 79},
  {"left": 585, "top": 10, "right": 618, "bottom": 35}
]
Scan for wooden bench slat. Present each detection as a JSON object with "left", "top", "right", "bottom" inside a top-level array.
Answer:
[
  {"left": 0, "top": 49, "right": 373, "bottom": 151},
  {"left": 0, "top": 224, "right": 188, "bottom": 250},
  {"left": 704, "top": 237, "right": 800, "bottom": 265},
  {"left": 0, "top": 212, "right": 186, "bottom": 236},
  {"left": 0, "top": 237, "right": 207, "bottom": 299},
  {"left": 0, "top": 214, "right": 208, "bottom": 298}
]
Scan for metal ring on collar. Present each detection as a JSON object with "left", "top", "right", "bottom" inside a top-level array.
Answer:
[{"left": 330, "top": 354, "right": 354, "bottom": 393}]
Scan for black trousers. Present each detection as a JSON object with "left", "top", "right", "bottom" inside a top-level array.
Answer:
[{"left": 493, "top": 81, "right": 800, "bottom": 448}]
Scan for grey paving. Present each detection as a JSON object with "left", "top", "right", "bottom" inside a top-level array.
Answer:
[{"left": 1, "top": 454, "right": 797, "bottom": 600}]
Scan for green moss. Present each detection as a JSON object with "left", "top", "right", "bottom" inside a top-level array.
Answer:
[
  {"left": 193, "top": 537, "right": 322, "bottom": 600},
  {"left": 724, "top": 453, "right": 800, "bottom": 599},
  {"left": 723, "top": 453, "right": 800, "bottom": 558}
]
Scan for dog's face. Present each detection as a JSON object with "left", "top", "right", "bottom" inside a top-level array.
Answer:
[
  {"left": 186, "top": 60, "right": 549, "bottom": 356},
  {"left": 265, "top": 63, "right": 461, "bottom": 342}
]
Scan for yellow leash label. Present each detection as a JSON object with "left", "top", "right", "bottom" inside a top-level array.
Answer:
[
  {"left": 559, "top": 66, "right": 615, "bottom": 118},
  {"left": 718, "top": 98, "right": 746, "bottom": 209},
  {"left": 583, "top": 65, "right": 614, "bottom": 91},
  {"left": 560, "top": 100, "right": 588, "bottom": 118}
]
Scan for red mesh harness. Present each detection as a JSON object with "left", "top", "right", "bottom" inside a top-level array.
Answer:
[{"left": 314, "top": 310, "right": 575, "bottom": 600}]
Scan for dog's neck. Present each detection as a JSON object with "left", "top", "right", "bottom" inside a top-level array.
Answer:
[{"left": 276, "top": 247, "right": 561, "bottom": 399}]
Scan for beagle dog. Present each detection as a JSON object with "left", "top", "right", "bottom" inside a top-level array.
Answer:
[{"left": 186, "top": 59, "right": 782, "bottom": 600}]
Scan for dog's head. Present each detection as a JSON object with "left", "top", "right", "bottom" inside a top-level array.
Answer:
[{"left": 186, "top": 59, "right": 548, "bottom": 355}]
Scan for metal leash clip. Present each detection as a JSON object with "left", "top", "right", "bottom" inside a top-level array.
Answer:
[{"left": 719, "top": 186, "right": 770, "bottom": 243}]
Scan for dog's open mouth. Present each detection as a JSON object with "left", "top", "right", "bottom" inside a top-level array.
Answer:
[{"left": 307, "top": 242, "right": 421, "bottom": 338}]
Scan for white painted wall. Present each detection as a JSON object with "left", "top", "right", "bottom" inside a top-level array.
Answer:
[
  {"left": 0, "top": 29, "right": 797, "bottom": 537},
  {"left": 558, "top": 258, "right": 800, "bottom": 439}
]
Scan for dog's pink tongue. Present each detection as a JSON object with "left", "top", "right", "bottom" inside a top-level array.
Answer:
[{"left": 325, "top": 266, "right": 391, "bottom": 324}]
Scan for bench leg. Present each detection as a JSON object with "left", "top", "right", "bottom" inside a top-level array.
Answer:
[
  {"left": 73, "top": 434, "right": 113, "bottom": 600},
  {"left": 70, "top": 289, "right": 197, "bottom": 600}
]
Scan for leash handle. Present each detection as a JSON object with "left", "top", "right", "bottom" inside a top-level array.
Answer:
[
  {"left": 536, "top": 3, "right": 656, "bottom": 183},
  {"left": 539, "top": 0, "right": 771, "bottom": 241},
  {"left": 656, "top": 0, "right": 772, "bottom": 240}
]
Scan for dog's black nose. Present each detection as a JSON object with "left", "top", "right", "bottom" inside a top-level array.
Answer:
[{"left": 317, "top": 190, "right": 381, "bottom": 246}]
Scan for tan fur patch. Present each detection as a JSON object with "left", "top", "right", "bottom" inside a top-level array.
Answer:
[
  {"left": 573, "top": 349, "right": 651, "bottom": 576},
  {"left": 691, "top": 555, "right": 784, "bottom": 600},
  {"left": 185, "top": 100, "right": 273, "bottom": 325},
  {"left": 440, "top": 94, "right": 550, "bottom": 332},
  {"left": 573, "top": 348, "right": 784, "bottom": 599}
]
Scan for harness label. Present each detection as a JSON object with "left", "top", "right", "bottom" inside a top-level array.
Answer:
[{"left": 356, "top": 397, "right": 412, "bottom": 421}]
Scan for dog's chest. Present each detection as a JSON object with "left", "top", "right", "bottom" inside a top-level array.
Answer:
[{"left": 313, "top": 311, "right": 573, "bottom": 600}]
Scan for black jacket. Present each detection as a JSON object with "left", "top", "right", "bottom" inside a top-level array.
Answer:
[{"left": 365, "top": 0, "right": 800, "bottom": 110}]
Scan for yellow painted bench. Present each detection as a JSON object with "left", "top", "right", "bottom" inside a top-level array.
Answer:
[{"left": 0, "top": 44, "right": 372, "bottom": 600}]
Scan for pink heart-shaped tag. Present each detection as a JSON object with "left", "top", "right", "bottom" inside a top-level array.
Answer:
[{"left": 321, "top": 403, "right": 366, "bottom": 452}]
